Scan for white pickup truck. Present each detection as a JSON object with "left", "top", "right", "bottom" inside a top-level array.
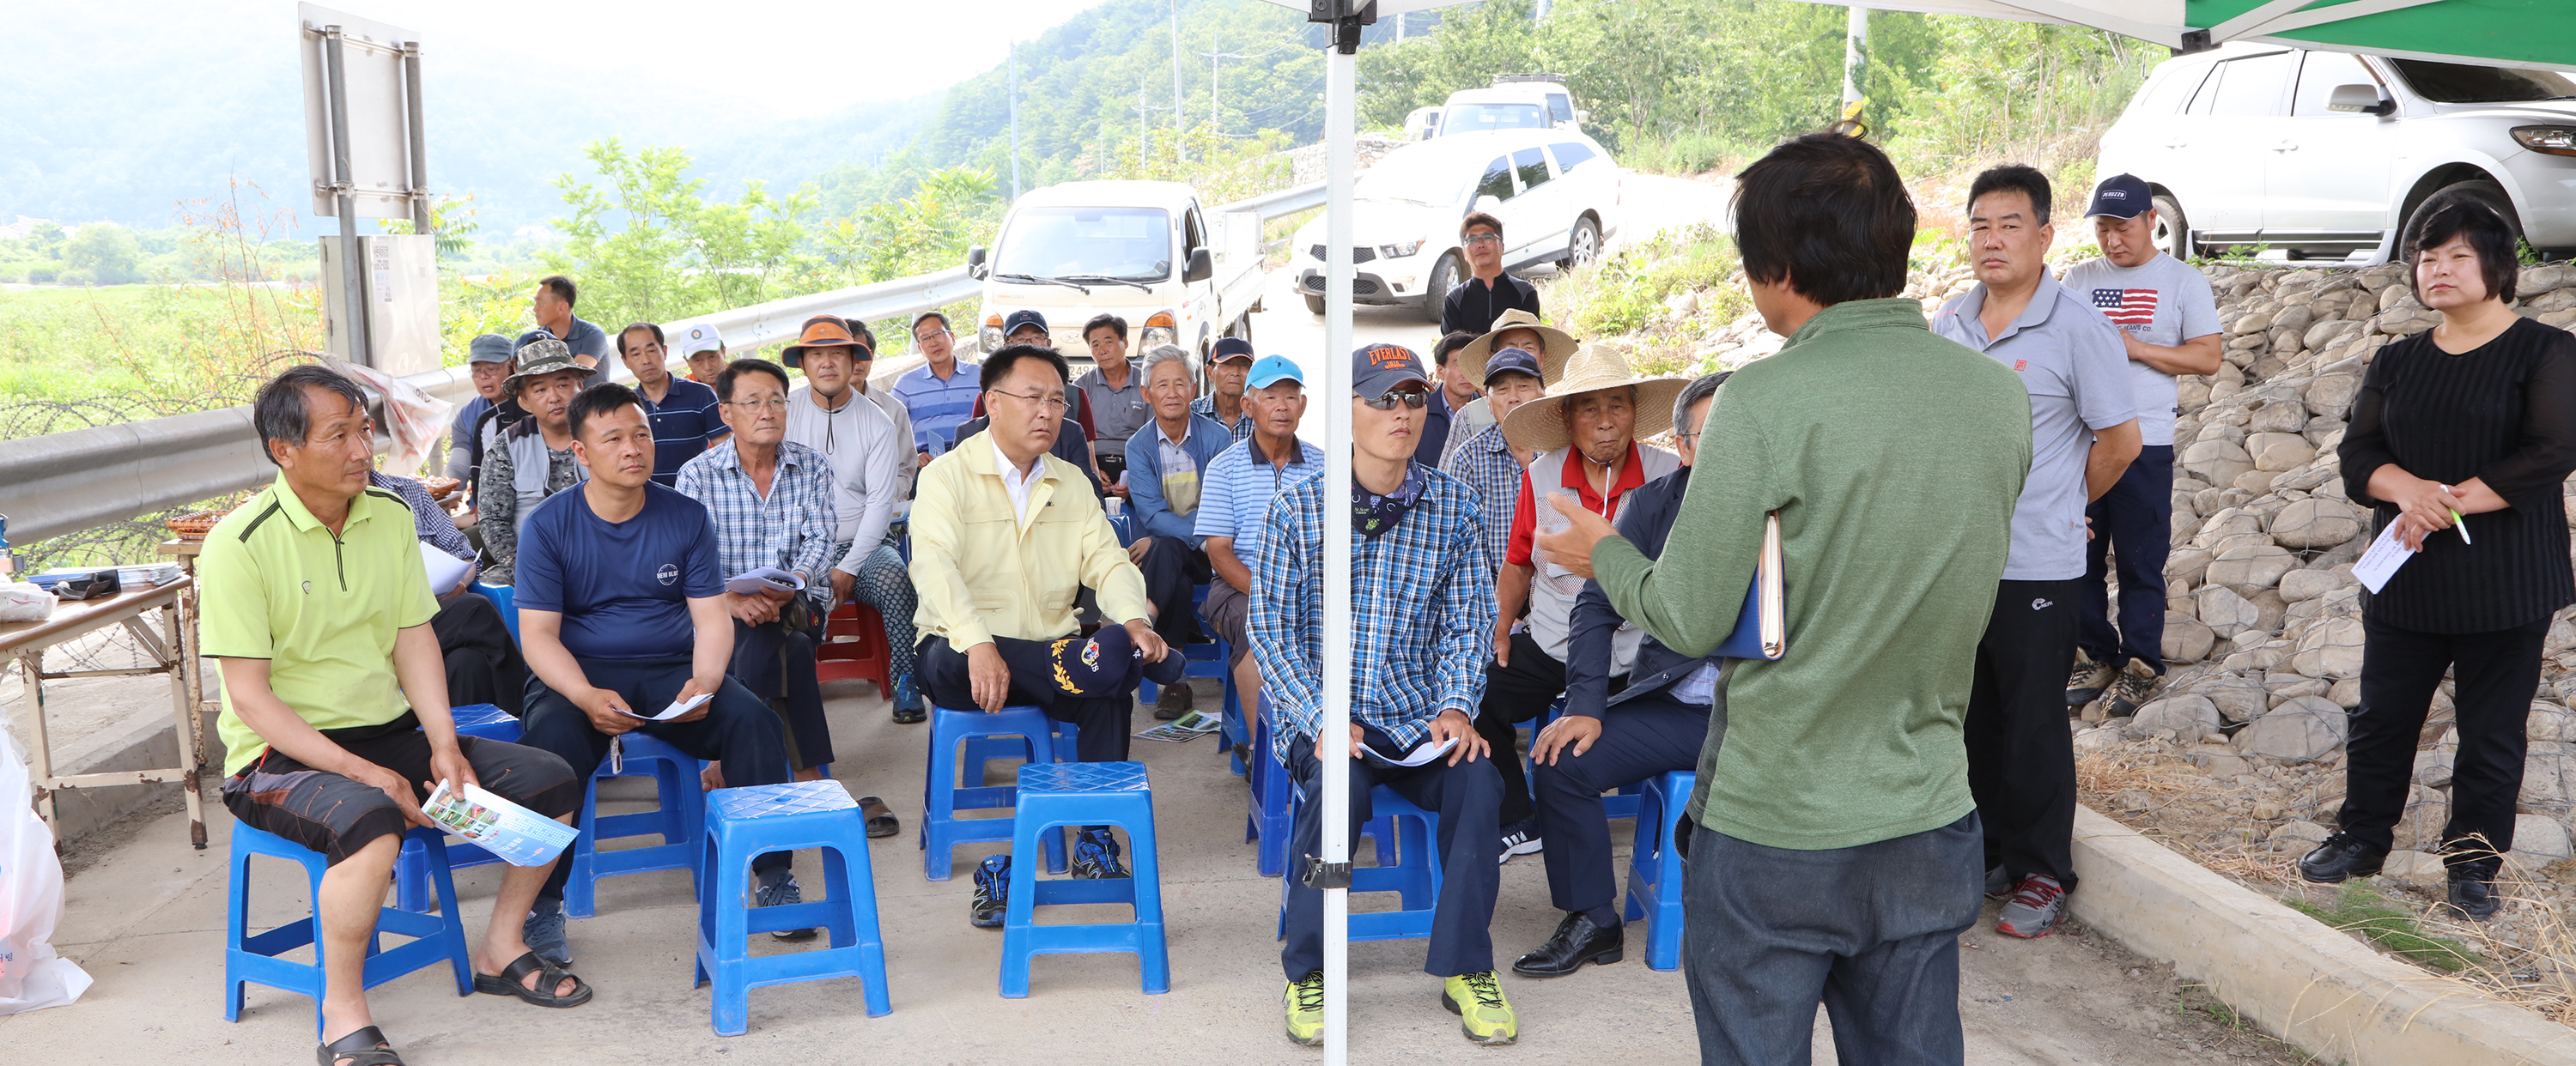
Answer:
[{"left": 964, "top": 180, "right": 1266, "bottom": 377}]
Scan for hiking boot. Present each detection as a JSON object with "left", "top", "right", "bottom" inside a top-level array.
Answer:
[
  {"left": 891, "top": 675, "right": 926, "bottom": 724},
  {"left": 1284, "top": 970, "right": 1326, "bottom": 1046},
  {"left": 523, "top": 897, "right": 571, "bottom": 967},
  {"left": 755, "top": 871, "right": 818, "bottom": 942},
  {"left": 1996, "top": 874, "right": 2067, "bottom": 939},
  {"left": 1441, "top": 971, "right": 1518, "bottom": 1045},
  {"left": 1154, "top": 681, "right": 1195, "bottom": 721},
  {"left": 1072, "top": 827, "right": 1129, "bottom": 880},
  {"left": 970, "top": 854, "right": 1010, "bottom": 928},
  {"left": 2446, "top": 861, "right": 2502, "bottom": 922},
  {"left": 1984, "top": 864, "right": 2014, "bottom": 899},
  {"left": 2065, "top": 649, "right": 2114, "bottom": 708},
  {"left": 2298, "top": 832, "right": 2386, "bottom": 884},
  {"left": 2099, "top": 658, "right": 2161, "bottom": 719},
  {"left": 1498, "top": 820, "right": 1543, "bottom": 865}
]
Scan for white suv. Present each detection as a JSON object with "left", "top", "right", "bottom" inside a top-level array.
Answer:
[{"left": 2098, "top": 42, "right": 2576, "bottom": 264}]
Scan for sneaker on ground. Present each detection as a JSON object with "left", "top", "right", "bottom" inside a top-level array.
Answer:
[
  {"left": 755, "top": 873, "right": 819, "bottom": 941},
  {"left": 1284, "top": 970, "right": 1326, "bottom": 1046},
  {"left": 891, "top": 675, "right": 926, "bottom": 724},
  {"left": 1441, "top": 971, "right": 1519, "bottom": 1045},
  {"left": 1072, "top": 827, "right": 1130, "bottom": 880},
  {"left": 1154, "top": 681, "right": 1195, "bottom": 721},
  {"left": 2064, "top": 650, "right": 2113, "bottom": 708},
  {"left": 2099, "top": 658, "right": 2160, "bottom": 719},
  {"left": 970, "top": 854, "right": 1011, "bottom": 928},
  {"left": 1498, "top": 821, "right": 1543, "bottom": 865},
  {"left": 1984, "top": 864, "right": 2013, "bottom": 899},
  {"left": 523, "top": 898, "right": 571, "bottom": 967},
  {"left": 1996, "top": 874, "right": 2067, "bottom": 939}
]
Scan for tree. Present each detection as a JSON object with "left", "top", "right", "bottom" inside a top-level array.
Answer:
[
  {"left": 819, "top": 166, "right": 1002, "bottom": 286},
  {"left": 543, "top": 138, "right": 820, "bottom": 330},
  {"left": 63, "top": 223, "right": 143, "bottom": 284}
]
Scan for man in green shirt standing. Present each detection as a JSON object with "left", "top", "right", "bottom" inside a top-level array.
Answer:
[
  {"left": 205, "top": 366, "right": 592, "bottom": 1066},
  {"left": 1540, "top": 133, "right": 2032, "bottom": 1066}
]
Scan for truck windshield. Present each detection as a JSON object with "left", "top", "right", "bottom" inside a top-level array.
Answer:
[
  {"left": 1356, "top": 148, "right": 1478, "bottom": 207},
  {"left": 2387, "top": 58, "right": 2576, "bottom": 103},
  {"left": 994, "top": 207, "right": 1172, "bottom": 282},
  {"left": 1441, "top": 102, "right": 1546, "bottom": 135}
]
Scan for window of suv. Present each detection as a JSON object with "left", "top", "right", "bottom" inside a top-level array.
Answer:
[
  {"left": 2293, "top": 51, "right": 2379, "bottom": 117},
  {"left": 1473, "top": 156, "right": 1515, "bottom": 205},
  {"left": 2387, "top": 58, "right": 2576, "bottom": 103},
  {"left": 1546, "top": 94, "right": 1574, "bottom": 126},
  {"left": 1512, "top": 148, "right": 1551, "bottom": 196},
  {"left": 1443, "top": 102, "right": 1547, "bottom": 134},
  {"left": 2198, "top": 51, "right": 2295, "bottom": 116},
  {"left": 1549, "top": 142, "right": 1597, "bottom": 173}
]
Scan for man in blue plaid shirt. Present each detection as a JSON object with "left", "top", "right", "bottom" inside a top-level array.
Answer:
[{"left": 1250, "top": 343, "right": 1515, "bottom": 1049}]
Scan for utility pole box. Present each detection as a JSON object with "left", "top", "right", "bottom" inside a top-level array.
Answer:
[{"left": 319, "top": 234, "right": 440, "bottom": 378}]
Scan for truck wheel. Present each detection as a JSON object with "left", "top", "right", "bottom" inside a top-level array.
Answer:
[
  {"left": 1228, "top": 315, "right": 1252, "bottom": 346},
  {"left": 1303, "top": 294, "right": 1326, "bottom": 316},
  {"left": 1420, "top": 252, "right": 1460, "bottom": 324}
]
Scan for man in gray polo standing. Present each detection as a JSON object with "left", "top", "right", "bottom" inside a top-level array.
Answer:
[{"left": 1931, "top": 165, "right": 2140, "bottom": 940}]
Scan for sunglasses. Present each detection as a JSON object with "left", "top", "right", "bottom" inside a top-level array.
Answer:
[{"left": 1360, "top": 389, "right": 1430, "bottom": 410}]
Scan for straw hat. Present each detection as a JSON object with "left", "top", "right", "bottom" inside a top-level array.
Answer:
[
  {"left": 1499, "top": 345, "right": 1690, "bottom": 455},
  {"left": 1454, "top": 308, "right": 1577, "bottom": 387}
]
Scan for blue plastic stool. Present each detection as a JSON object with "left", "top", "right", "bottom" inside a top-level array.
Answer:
[
  {"left": 226, "top": 823, "right": 473, "bottom": 1034},
  {"left": 565, "top": 731, "right": 704, "bottom": 918},
  {"left": 694, "top": 780, "right": 892, "bottom": 1034},
  {"left": 393, "top": 705, "right": 521, "bottom": 912},
  {"left": 1276, "top": 782, "right": 1443, "bottom": 943},
  {"left": 471, "top": 582, "right": 519, "bottom": 643},
  {"left": 1247, "top": 712, "right": 1294, "bottom": 878},
  {"left": 1218, "top": 669, "right": 1249, "bottom": 776},
  {"left": 1623, "top": 770, "right": 1696, "bottom": 972},
  {"left": 1000, "top": 761, "right": 1168, "bottom": 997},
  {"left": 921, "top": 705, "right": 1066, "bottom": 881}
]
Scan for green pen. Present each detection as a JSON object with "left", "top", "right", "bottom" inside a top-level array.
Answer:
[{"left": 2440, "top": 485, "right": 2472, "bottom": 545}]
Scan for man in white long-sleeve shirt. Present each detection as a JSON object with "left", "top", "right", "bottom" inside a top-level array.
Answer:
[{"left": 781, "top": 314, "right": 926, "bottom": 722}]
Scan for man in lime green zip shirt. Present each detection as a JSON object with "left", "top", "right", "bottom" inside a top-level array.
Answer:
[{"left": 1540, "top": 133, "right": 2032, "bottom": 1066}]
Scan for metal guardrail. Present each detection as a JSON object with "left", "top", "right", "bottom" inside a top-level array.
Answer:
[{"left": 0, "top": 184, "right": 1324, "bottom": 546}]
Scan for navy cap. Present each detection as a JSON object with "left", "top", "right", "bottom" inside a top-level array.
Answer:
[
  {"left": 468, "top": 333, "right": 515, "bottom": 364},
  {"left": 1481, "top": 346, "right": 1542, "bottom": 385},
  {"left": 1353, "top": 343, "right": 1430, "bottom": 396},
  {"left": 1246, "top": 354, "right": 1303, "bottom": 389},
  {"left": 2086, "top": 173, "right": 2154, "bottom": 220},
  {"left": 1211, "top": 336, "right": 1256, "bottom": 363},
  {"left": 1003, "top": 309, "right": 1049, "bottom": 338}
]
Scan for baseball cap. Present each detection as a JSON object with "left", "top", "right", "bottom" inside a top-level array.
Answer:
[
  {"left": 1211, "top": 336, "right": 1255, "bottom": 363},
  {"left": 505, "top": 338, "right": 581, "bottom": 391},
  {"left": 2086, "top": 173, "right": 2154, "bottom": 220},
  {"left": 1352, "top": 343, "right": 1430, "bottom": 396},
  {"left": 781, "top": 314, "right": 861, "bottom": 368},
  {"left": 677, "top": 322, "right": 725, "bottom": 358},
  {"left": 1481, "top": 346, "right": 1542, "bottom": 386},
  {"left": 1003, "top": 309, "right": 1049, "bottom": 338},
  {"left": 1246, "top": 355, "right": 1304, "bottom": 389},
  {"left": 467, "top": 333, "right": 515, "bottom": 364}
]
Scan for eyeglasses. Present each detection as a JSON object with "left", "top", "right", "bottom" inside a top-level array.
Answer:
[
  {"left": 1360, "top": 390, "right": 1429, "bottom": 410},
  {"left": 726, "top": 398, "right": 790, "bottom": 412},
  {"left": 1675, "top": 431, "right": 1701, "bottom": 445},
  {"left": 1462, "top": 233, "right": 1503, "bottom": 245},
  {"left": 990, "top": 387, "right": 1071, "bottom": 415},
  {"left": 914, "top": 328, "right": 951, "bottom": 341}
]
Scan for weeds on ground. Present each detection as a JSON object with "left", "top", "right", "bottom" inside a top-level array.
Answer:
[
  {"left": 2288, "top": 881, "right": 2485, "bottom": 973},
  {"left": 1546, "top": 222, "right": 1741, "bottom": 341}
]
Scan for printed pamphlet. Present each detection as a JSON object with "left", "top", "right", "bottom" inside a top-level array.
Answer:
[{"left": 421, "top": 779, "right": 579, "bottom": 867}]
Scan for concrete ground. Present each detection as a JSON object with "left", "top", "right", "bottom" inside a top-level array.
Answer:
[{"left": 4, "top": 676, "right": 2308, "bottom": 1064}]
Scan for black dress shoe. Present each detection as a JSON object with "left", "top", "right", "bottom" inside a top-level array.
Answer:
[
  {"left": 2298, "top": 832, "right": 2386, "bottom": 884},
  {"left": 1512, "top": 912, "right": 1625, "bottom": 978}
]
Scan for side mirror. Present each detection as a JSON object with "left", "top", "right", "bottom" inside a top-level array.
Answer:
[
  {"left": 1474, "top": 195, "right": 1504, "bottom": 215},
  {"left": 1183, "top": 246, "right": 1213, "bottom": 284},
  {"left": 966, "top": 245, "right": 987, "bottom": 278},
  {"left": 2327, "top": 83, "right": 2394, "bottom": 116}
]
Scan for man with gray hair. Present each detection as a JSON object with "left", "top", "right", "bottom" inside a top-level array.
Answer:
[
  {"left": 1122, "top": 343, "right": 1234, "bottom": 718},
  {"left": 1514, "top": 372, "right": 1729, "bottom": 979}
]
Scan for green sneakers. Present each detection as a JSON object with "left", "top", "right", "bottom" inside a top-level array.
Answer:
[
  {"left": 1442, "top": 971, "right": 1518, "bottom": 1046},
  {"left": 1284, "top": 971, "right": 1326, "bottom": 1046}
]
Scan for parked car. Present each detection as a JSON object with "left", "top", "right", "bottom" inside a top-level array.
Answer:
[
  {"left": 1425, "top": 75, "right": 1587, "bottom": 139},
  {"left": 1291, "top": 129, "right": 1620, "bottom": 320},
  {"left": 964, "top": 180, "right": 1265, "bottom": 372},
  {"left": 2099, "top": 42, "right": 2576, "bottom": 264}
]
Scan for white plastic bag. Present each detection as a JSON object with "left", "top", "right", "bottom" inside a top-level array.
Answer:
[
  {"left": 0, "top": 582, "right": 50, "bottom": 623},
  {"left": 323, "top": 354, "right": 455, "bottom": 476},
  {"left": 0, "top": 704, "right": 90, "bottom": 1015}
]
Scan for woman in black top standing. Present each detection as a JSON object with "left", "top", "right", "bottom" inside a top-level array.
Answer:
[{"left": 2299, "top": 197, "right": 2576, "bottom": 919}]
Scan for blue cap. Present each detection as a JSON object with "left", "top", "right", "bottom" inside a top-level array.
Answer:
[
  {"left": 2086, "top": 173, "right": 2154, "bottom": 220},
  {"left": 1211, "top": 336, "right": 1255, "bottom": 363},
  {"left": 468, "top": 333, "right": 515, "bottom": 364},
  {"left": 1481, "top": 346, "right": 1541, "bottom": 385},
  {"left": 1246, "top": 355, "right": 1304, "bottom": 389},
  {"left": 1352, "top": 343, "right": 1429, "bottom": 396},
  {"left": 1003, "top": 309, "right": 1049, "bottom": 339}
]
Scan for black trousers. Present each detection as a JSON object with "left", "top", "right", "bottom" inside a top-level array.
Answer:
[
  {"left": 1477, "top": 631, "right": 1566, "bottom": 827},
  {"left": 1965, "top": 578, "right": 2081, "bottom": 890},
  {"left": 2079, "top": 444, "right": 2173, "bottom": 675},
  {"left": 1534, "top": 690, "right": 1710, "bottom": 925},
  {"left": 1280, "top": 734, "right": 1503, "bottom": 978},
  {"left": 434, "top": 591, "right": 526, "bottom": 717},
  {"left": 1133, "top": 536, "right": 1212, "bottom": 645},
  {"left": 2338, "top": 615, "right": 2549, "bottom": 872},
  {"left": 730, "top": 616, "right": 834, "bottom": 770},
  {"left": 917, "top": 633, "right": 1185, "bottom": 763}
]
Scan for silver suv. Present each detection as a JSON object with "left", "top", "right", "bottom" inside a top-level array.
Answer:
[{"left": 2097, "top": 42, "right": 2576, "bottom": 264}]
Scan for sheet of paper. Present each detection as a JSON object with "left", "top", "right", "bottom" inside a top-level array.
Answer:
[
  {"left": 1361, "top": 736, "right": 1459, "bottom": 767},
  {"left": 726, "top": 566, "right": 805, "bottom": 596},
  {"left": 2352, "top": 521, "right": 2416, "bottom": 594},
  {"left": 620, "top": 692, "right": 712, "bottom": 721},
  {"left": 422, "top": 780, "right": 579, "bottom": 867},
  {"left": 1133, "top": 710, "right": 1225, "bottom": 743},
  {"left": 420, "top": 542, "right": 471, "bottom": 595}
]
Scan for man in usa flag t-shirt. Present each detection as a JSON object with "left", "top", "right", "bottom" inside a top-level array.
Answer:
[{"left": 2060, "top": 173, "right": 2223, "bottom": 719}]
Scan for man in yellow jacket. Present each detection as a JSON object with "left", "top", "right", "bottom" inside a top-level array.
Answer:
[{"left": 911, "top": 343, "right": 1188, "bottom": 924}]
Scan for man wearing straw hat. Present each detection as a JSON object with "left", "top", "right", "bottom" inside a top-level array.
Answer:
[
  {"left": 1440, "top": 308, "right": 1577, "bottom": 468},
  {"left": 1478, "top": 345, "right": 1684, "bottom": 863},
  {"left": 1440, "top": 346, "right": 1560, "bottom": 572}
]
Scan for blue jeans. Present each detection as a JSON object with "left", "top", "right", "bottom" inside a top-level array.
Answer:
[
  {"left": 1280, "top": 734, "right": 1504, "bottom": 978},
  {"left": 1681, "top": 812, "right": 1984, "bottom": 1066},
  {"left": 2079, "top": 444, "right": 2173, "bottom": 675}
]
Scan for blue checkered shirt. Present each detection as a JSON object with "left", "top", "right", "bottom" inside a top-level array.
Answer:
[
  {"left": 673, "top": 439, "right": 839, "bottom": 612},
  {"left": 368, "top": 472, "right": 473, "bottom": 564},
  {"left": 1438, "top": 424, "right": 1524, "bottom": 571},
  {"left": 1191, "top": 395, "right": 1256, "bottom": 444},
  {"left": 1249, "top": 464, "right": 1498, "bottom": 760}
]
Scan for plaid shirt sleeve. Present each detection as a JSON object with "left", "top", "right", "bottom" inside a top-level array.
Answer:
[
  {"left": 1430, "top": 486, "right": 1498, "bottom": 718},
  {"left": 1249, "top": 480, "right": 1322, "bottom": 749}
]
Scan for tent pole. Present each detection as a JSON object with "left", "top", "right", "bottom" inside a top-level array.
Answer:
[{"left": 1319, "top": 27, "right": 1357, "bottom": 1066}]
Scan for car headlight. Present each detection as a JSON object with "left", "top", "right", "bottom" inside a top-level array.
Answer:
[
  {"left": 1378, "top": 240, "right": 1425, "bottom": 258},
  {"left": 1140, "top": 312, "right": 1178, "bottom": 350},
  {"left": 979, "top": 324, "right": 1005, "bottom": 352},
  {"left": 2512, "top": 125, "right": 2576, "bottom": 156}
]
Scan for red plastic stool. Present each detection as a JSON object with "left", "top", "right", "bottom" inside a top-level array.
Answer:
[{"left": 817, "top": 599, "right": 896, "bottom": 698}]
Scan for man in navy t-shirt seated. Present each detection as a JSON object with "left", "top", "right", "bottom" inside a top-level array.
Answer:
[{"left": 510, "top": 382, "right": 800, "bottom": 967}]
